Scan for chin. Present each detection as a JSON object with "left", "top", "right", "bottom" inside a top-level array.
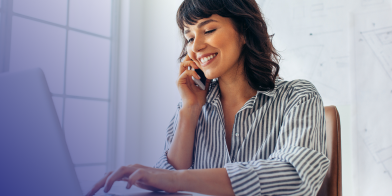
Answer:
[
  {"left": 204, "top": 71, "right": 218, "bottom": 80},
  {"left": 202, "top": 66, "right": 217, "bottom": 78}
]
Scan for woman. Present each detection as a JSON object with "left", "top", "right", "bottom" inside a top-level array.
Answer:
[{"left": 87, "top": 0, "right": 329, "bottom": 195}]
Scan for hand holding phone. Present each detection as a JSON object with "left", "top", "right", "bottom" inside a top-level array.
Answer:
[{"left": 177, "top": 55, "right": 210, "bottom": 108}]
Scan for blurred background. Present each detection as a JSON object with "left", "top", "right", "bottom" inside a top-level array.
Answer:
[{"left": 0, "top": 0, "right": 391, "bottom": 195}]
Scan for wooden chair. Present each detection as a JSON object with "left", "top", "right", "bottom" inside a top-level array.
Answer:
[{"left": 317, "top": 106, "right": 342, "bottom": 196}]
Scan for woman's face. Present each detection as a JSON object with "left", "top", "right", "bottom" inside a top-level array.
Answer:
[{"left": 184, "top": 14, "right": 245, "bottom": 79}]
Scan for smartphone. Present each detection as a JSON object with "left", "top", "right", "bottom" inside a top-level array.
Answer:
[{"left": 188, "top": 66, "right": 206, "bottom": 90}]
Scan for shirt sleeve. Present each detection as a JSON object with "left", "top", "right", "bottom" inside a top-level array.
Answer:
[
  {"left": 153, "top": 102, "right": 194, "bottom": 170},
  {"left": 224, "top": 90, "right": 329, "bottom": 196}
]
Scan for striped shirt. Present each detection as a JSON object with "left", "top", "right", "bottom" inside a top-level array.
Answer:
[{"left": 154, "top": 79, "right": 329, "bottom": 196}]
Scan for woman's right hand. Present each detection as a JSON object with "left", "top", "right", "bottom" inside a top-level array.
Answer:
[{"left": 177, "top": 55, "right": 211, "bottom": 109}]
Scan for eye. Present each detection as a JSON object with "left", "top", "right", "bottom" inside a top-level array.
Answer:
[
  {"left": 187, "top": 38, "right": 194, "bottom": 43},
  {"left": 186, "top": 29, "right": 216, "bottom": 44},
  {"left": 205, "top": 29, "right": 216, "bottom": 34}
]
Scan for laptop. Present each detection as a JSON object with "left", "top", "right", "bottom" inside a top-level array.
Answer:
[
  {"left": 0, "top": 68, "right": 84, "bottom": 195},
  {"left": 0, "top": 68, "right": 199, "bottom": 196}
]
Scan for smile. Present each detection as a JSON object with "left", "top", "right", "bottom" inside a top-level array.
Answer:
[{"left": 200, "top": 53, "right": 218, "bottom": 66}]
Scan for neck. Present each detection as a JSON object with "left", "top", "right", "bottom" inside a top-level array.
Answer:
[{"left": 218, "top": 64, "right": 257, "bottom": 106}]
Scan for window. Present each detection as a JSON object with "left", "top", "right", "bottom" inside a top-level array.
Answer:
[{"left": 0, "top": 0, "right": 119, "bottom": 193}]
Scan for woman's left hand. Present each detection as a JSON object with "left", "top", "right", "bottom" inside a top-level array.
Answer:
[{"left": 85, "top": 164, "right": 181, "bottom": 196}]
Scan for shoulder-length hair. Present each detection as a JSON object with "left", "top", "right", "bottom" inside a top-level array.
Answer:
[{"left": 177, "top": 0, "right": 280, "bottom": 91}]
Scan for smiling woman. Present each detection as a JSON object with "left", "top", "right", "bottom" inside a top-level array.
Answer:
[
  {"left": 86, "top": 0, "right": 329, "bottom": 196},
  {"left": 178, "top": 0, "right": 280, "bottom": 92},
  {"left": 183, "top": 15, "right": 245, "bottom": 81}
]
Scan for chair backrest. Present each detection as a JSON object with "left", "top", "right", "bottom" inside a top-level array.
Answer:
[{"left": 317, "top": 106, "right": 342, "bottom": 196}]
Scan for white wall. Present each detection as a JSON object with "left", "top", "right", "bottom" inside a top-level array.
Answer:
[
  {"left": 139, "top": 0, "right": 183, "bottom": 166},
  {"left": 117, "top": 0, "right": 183, "bottom": 167}
]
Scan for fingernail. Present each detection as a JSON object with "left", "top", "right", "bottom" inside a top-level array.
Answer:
[
  {"left": 197, "top": 74, "right": 201, "bottom": 79},
  {"left": 126, "top": 183, "right": 131, "bottom": 189}
]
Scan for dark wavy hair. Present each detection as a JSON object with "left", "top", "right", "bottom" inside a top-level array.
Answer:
[{"left": 177, "top": 0, "right": 280, "bottom": 91}]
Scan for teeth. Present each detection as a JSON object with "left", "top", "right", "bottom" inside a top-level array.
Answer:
[{"left": 200, "top": 53, "right": 217, "bottom": 63}]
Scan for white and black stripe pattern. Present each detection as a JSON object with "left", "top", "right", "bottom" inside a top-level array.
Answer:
[{"left": 154, "top": 79, "right": 329, "bottom": 196}]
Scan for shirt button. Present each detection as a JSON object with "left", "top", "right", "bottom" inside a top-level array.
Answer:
[{"left": 235, "top": 133, "right": 239, "bottom": 137}]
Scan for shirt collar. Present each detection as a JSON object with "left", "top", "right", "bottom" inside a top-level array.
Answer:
[
  {"left": 256, "top": 81, "right": 279, "bottom": 97},
  {"left": 206, "top": 78, "right": 281, "bottom": 104},
  {"left": 206, "top": 79, "right": 220, "bottom": 104}
]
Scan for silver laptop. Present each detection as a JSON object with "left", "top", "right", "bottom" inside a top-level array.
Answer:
[
  {"left": 0, "top": 68, "right": 84, "bottom": 196},
  {"left": 0, "top": 68, "right": 199, "bottom": 196}
]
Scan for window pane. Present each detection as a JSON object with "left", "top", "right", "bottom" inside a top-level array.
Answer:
[
  {"left": 13, "top": 0, "right": 67, "bottom": 25},
  {"left": 69, "top": 0, "right": 111, "bottom": 37},
  {"left": 10, "top": 16, "right": 66, "bottom": 94},
  {"left": 64, "top": 98, "right": 108, "bottom": 164},
  {"left": 66, "top": 31, "right": 110, "bottom": 99}
]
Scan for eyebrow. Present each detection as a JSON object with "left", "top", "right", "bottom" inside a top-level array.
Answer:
[{"left": 184, "top": 19, "right": 218, "bottom": 35}]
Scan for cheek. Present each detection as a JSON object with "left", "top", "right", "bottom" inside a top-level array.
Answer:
[
  {"left": 221, "top": 36, "right": 242, "bottom": 59},
  {"left": 186, "top": 46, "right": 196, "bottom": 60},
  {"left": 211, "top": 32, "right": 238, "bottom": 55}
]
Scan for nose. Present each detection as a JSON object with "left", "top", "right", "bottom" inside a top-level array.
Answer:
[{"left": 192, "top": 36, "right": 207, "bottom": 53}]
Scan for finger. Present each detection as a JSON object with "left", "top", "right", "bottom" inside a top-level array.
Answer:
[
  {"left": 128, "top": 163, "right": 148, "bottom": 169},
  {"left": 180, "top": 55, "right": 197, "bottom": 72},
  {"left": 185, "top": 55, "right": 198, "bottom": 66},
  {"left": 126, "top": 169, "right": 145, "bottom": 189},
  {"left": 179, "top": 61, "right": 198, "bottom": 76},
  {"left": 184, "top": 55, "right": 191, "bottom": 61},
  {"left": 135, "top": 181, "right": 163, "bottom": 192},
  {"left": 178, "top": 62, "right": 187, "bottom": 77},
  {"left": 183, "top": 60, "right": 198, "bottom": 69},
  {"left": 186, "top": 74, "right": 196, "bottom": 91},
  {"left": 181, "top": 69, "right": 201, "bottom": 81},
  {"left": 86, "top": 172, "right": 113, "bottom": 196},
  {"left": 104, "top": 166, "right": 132, "bottom": 193},
  {"left": 187, "top": 55, "right": 202, "bottom": 69},
  {"left": 85, "top": 171, "right": 113, "bottom": 196},
  {"left": 120, "top": 164, "right": 148, "bottom": 182},
  {"left": 177, "top": 70, "right": 200, "bottom": 84},
  {"left": 177, "top": 69, "right": 201, "bottom": 87}
]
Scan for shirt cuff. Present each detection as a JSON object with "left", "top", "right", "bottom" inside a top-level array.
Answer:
[
  {"left": 153, "top": 150, "right": 176, "bottom": 170},
  {"left": 225, "top": 162, "right": 261, "bottom": 196},
  {"left": 154, "top": 150, "right": 194, "bottom": 170}
]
